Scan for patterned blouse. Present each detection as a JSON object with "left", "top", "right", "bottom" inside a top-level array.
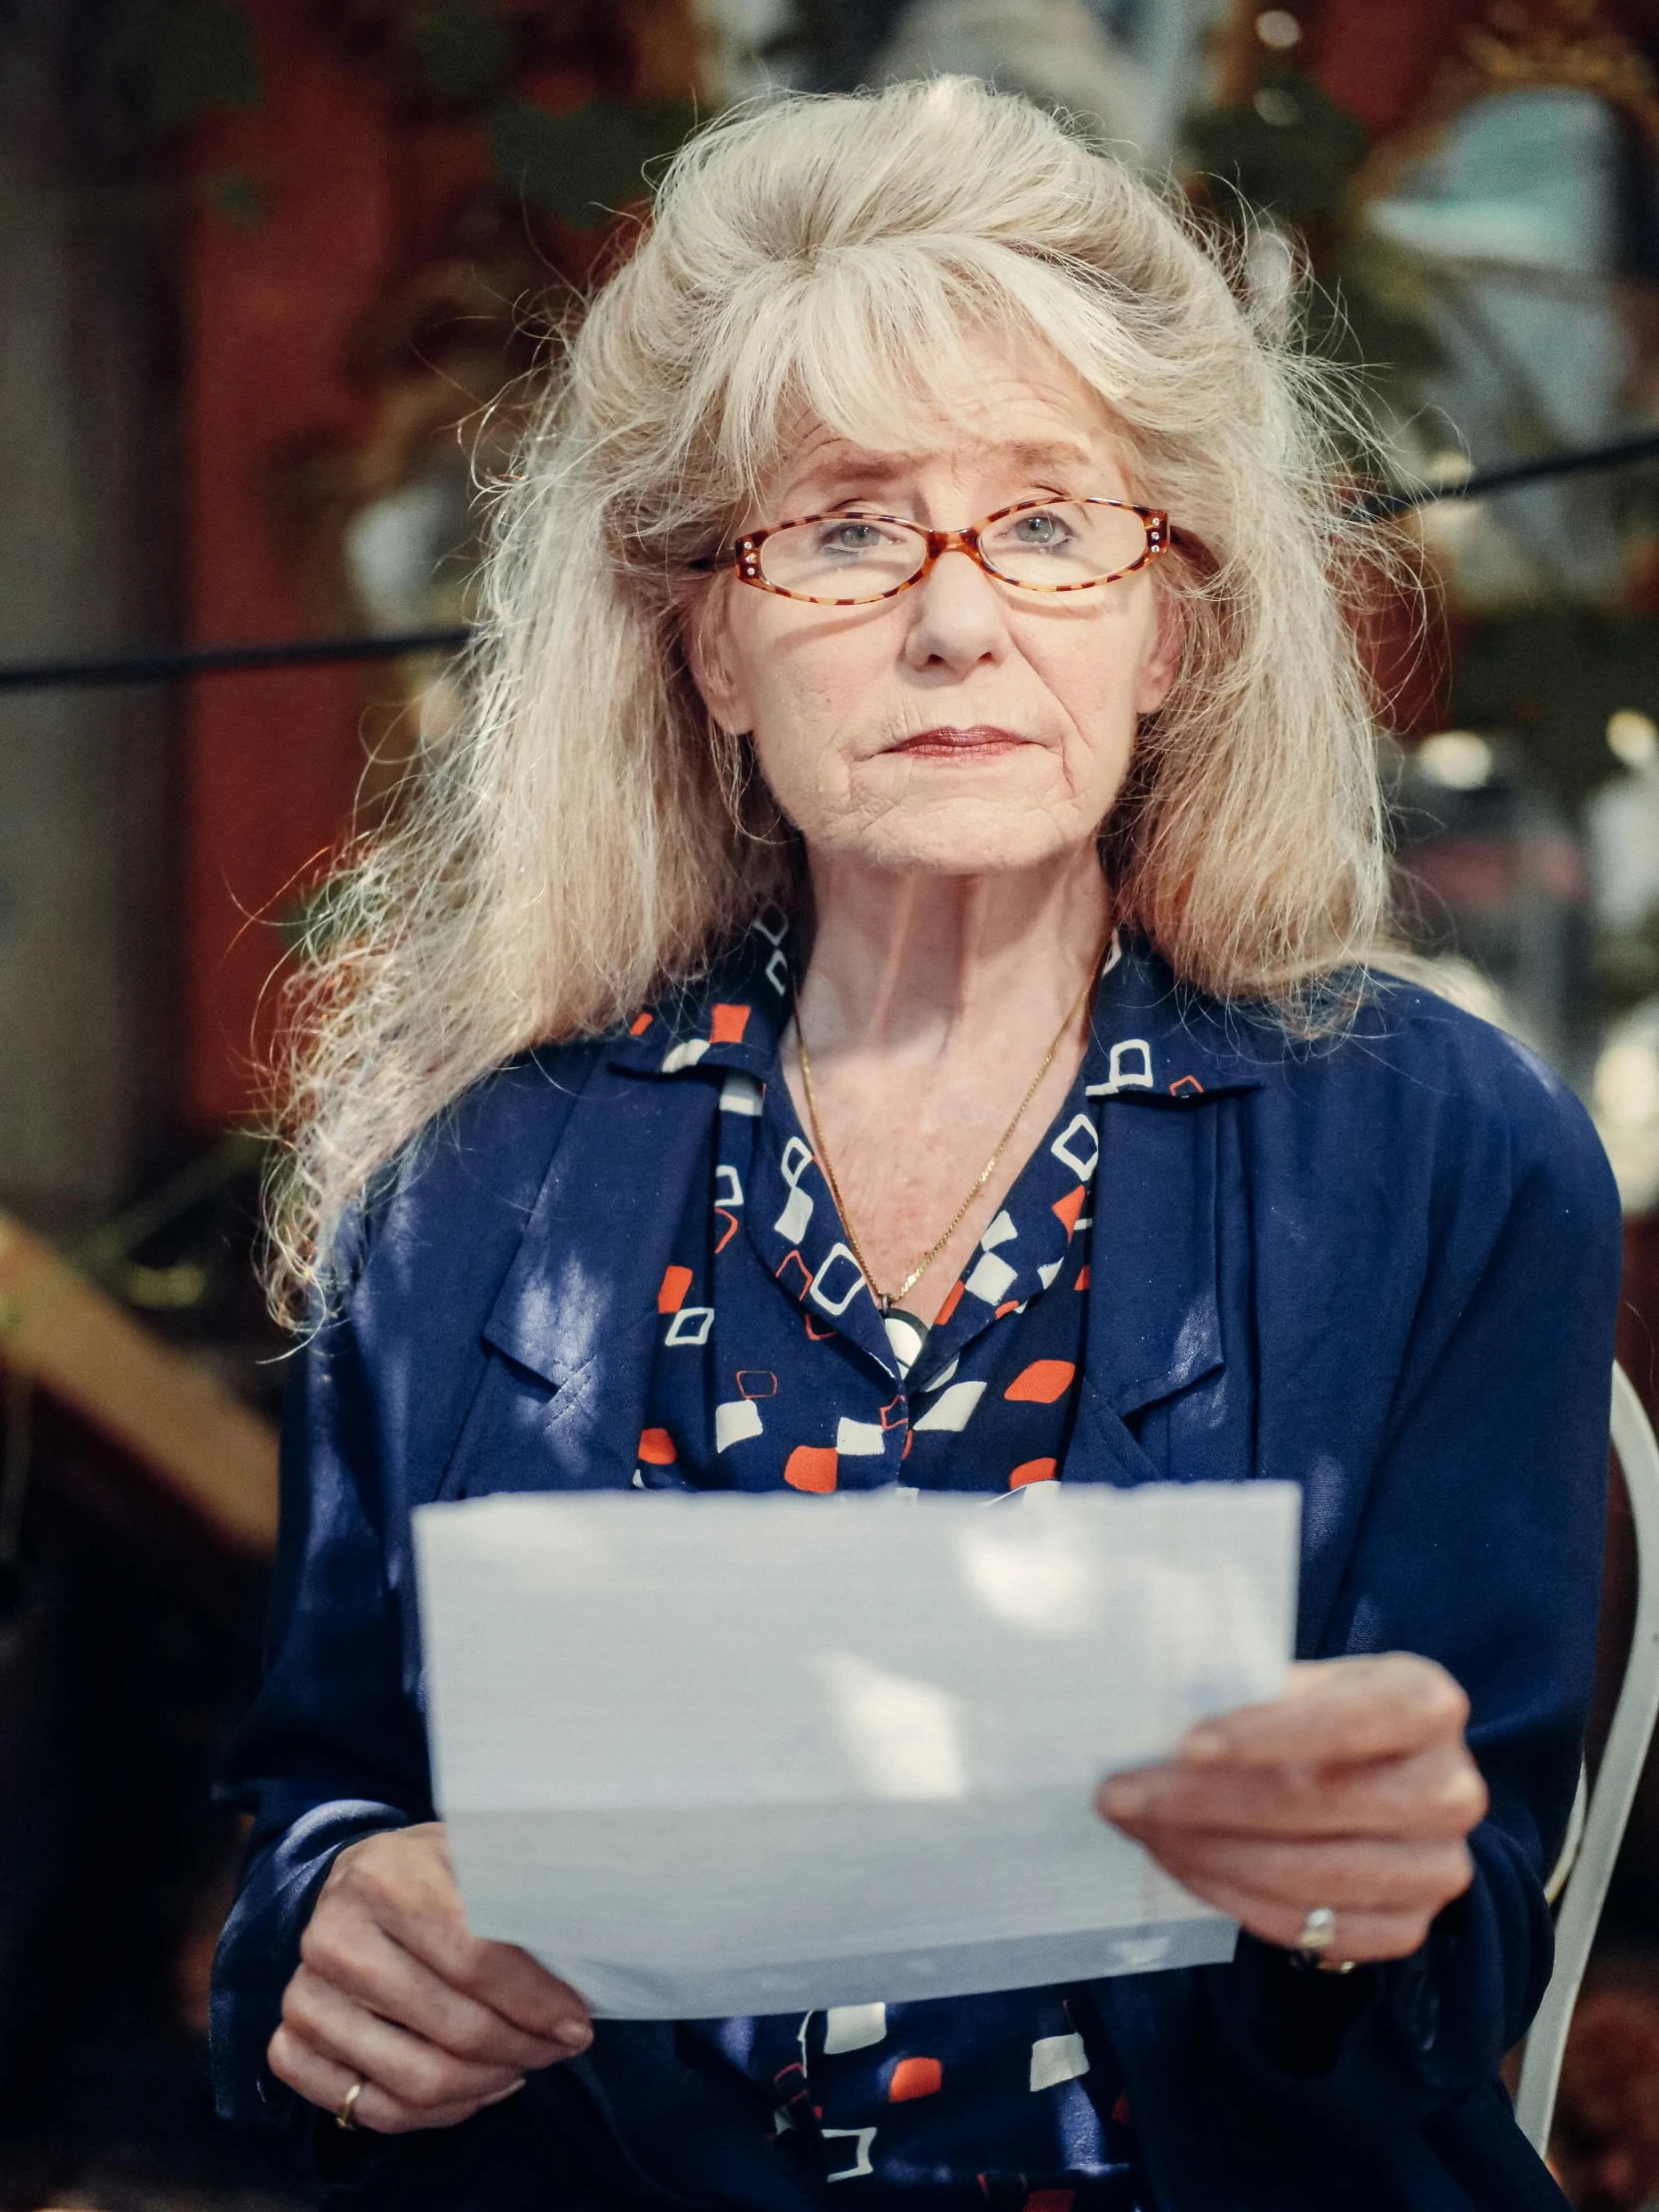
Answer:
[{"left": 618, "top": 916, "right": 1147, "bottom": 2212}]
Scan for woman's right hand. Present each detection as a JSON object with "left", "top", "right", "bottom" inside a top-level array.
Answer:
[{"left": 268, "top": 1822, "right": 593, "bottom": 2134}]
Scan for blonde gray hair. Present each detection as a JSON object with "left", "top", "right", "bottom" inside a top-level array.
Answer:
[{"left": 268, "top": 75, "right": 1395, "bottom": 1320}]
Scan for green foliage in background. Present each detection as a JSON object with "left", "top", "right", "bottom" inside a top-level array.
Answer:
[
  {"left": 1189, "top": 69, "right": 1442, "bottom": 391},
  {"left": 406, "top": 1, "right": 517, "bottom": 107},
  {"left": 760, "top": 0, "right": 881, "bottom": 85},
  {"left": 400, "top": 2, "right": 701, "bottom": 226},
  {"left": 93, "top": 0, "right": 698, "bottom": 232},
  {"left": 488, "top": 98, "right": 697, "bottom": 224},
  {"left": 105, "top": 0, "right": 263, "bottom": 133},
  {"left": 1189, "top": 70, "right": 1366, "bottom": 230},
  {"left": 1452, "top": 604, "right": 1659, "bottom": 817}
]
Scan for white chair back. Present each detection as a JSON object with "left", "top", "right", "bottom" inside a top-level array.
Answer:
[{"left": 1514, "top": 1362, "right": 1659, "bottom": 2151}]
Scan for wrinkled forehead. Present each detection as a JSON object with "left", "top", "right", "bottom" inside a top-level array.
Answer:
[
  {"left": 770, "top": 425, "right": 1122, "bottom": 517},
  {"left": 725, "top": 308, "right": 1143, "bottom": 517}
]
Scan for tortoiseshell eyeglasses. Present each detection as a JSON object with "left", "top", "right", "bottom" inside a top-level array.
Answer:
[{"left": 693, "top": 496, "right": 1171, "bottom": 607}]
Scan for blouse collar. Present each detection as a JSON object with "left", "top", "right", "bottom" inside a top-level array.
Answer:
[{"left": 606, "top": 911, "right": 1274, "bottom": 1104}]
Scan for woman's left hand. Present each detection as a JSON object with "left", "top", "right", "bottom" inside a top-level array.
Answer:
[{"left": 1097, "top": 1654, "right": 1489, "bottom": 1964}]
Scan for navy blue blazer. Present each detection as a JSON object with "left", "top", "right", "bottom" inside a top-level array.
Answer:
[{"left": 212, "top": 940, "right": 1623, "bottom": 2212}]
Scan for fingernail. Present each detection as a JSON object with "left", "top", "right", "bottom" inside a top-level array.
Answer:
[
  {"left": 1102, "top": 1781, "right": 1145, "bottom": 1819},
  {"left": 556, "top": 2018, "right": 593, "bottom": 2051},
  {"left": 1182, "top": 1726, "right": 1225, "bottom": 1762}
]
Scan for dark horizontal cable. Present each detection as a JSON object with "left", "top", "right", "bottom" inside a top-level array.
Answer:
[
  {"left": 1352, "top": 426, "right": 1659, "bottom": 518},
  {"left": 8, "top": 425, "right": 1659, "bottom": 695},
  {"left": 0, "top": 625, "right": 472, "bottom": 695}
]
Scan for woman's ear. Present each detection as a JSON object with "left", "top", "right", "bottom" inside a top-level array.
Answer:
[
  {"left": 1133, "top": 585, "right": 1183, "bottom": 719},
  {"left": 685, "top": 586, "right": 752, "bottom": 736}
]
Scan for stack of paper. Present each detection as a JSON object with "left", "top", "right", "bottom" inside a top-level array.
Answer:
[{"left": 414, "top": 1480, "right": 1300, "bottom": 2018}]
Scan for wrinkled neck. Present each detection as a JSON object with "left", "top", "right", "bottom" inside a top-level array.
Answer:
[{"left": 795, "top": 840, "right": 1111, "bottom": 1063}]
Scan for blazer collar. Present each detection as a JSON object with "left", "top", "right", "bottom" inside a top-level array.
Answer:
[
  {"left": 1079, "top": 929, "right": 1275, "bottom": 1107},
  {"left": 606, "top": 905, "right": 794, "bottom": 1087},
  {"left": 1066, "top": 936, "right": 1274, "bottom": 1447}
]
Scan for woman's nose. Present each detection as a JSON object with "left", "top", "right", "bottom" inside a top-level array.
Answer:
[{"left": 901, "top": 548, "right": 1011, "bottom": 675}]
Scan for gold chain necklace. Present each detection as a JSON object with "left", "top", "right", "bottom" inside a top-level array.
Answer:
[{"left": 794, "top": 962, "right": 1099, "bottom": 1316}]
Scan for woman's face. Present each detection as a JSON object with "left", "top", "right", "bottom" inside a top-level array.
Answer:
[{"left": 689, "top": 330, "right": 1181, "bottom": 877}]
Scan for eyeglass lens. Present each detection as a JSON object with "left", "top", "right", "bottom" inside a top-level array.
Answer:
[{"left": 758, "top": 500, "right": 1150, "bottom": 598}]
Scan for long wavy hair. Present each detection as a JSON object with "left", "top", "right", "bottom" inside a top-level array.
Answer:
[{"left": 267, "top": 75, "right": 1398, "bottom": 1322}]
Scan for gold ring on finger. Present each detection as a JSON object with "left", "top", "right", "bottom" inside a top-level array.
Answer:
[
  {"left": 1294, "top": 1906, "right": 1337, "bottom": 1956},
  {"left": 335, "top": 2079, "right": 366, "bottom": 2131},
  {"left": 1293, "top": 1906, "right": 1357, "bottom": 1975}
]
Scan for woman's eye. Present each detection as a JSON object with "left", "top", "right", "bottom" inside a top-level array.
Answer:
[
  {"left": 823, "top": 523, "right": 884, "bottom": 553},
  {"left": 1011, "top": 510, "right": 1069, "bottom": 546}
]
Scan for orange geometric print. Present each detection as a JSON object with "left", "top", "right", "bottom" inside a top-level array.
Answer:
[
  {"left": 629, "top": 1011, "right": 653, "bottom": 1036},
  {"left": 638, "top": 1428, "right": 677, "bottom": 1465},
  {"left": 935, "top": 1279, "right": 966, "bottom": 1326},
  {"left": 1051, "top": 1184, "right": 1086, "bottom": 1234},
  {"left": 784, "top": 1445, "right": 837, "bottom": 1492},
  {"left": 710, "top": 1003, "right": 753, "bottom": 1045},
  {"left": 1009, "top": 1458, "right": 1057, "bottom": 1489},
  {"left": 1005, "top": 1360, "right": 1076, "bottom": 1403},
  {"left": 1075, "top": 1266, "right": 1090, "bottom": 1291},
  {"left": 658, "top": 1265, "right": 694, "bottom": 1314},
  {"left": 887, "top": 2056, "right": 943, "bottom": 2101}
]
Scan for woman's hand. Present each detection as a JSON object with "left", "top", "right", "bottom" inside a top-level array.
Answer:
[
  {"left": 1097, "top": 1654, "right": 1488, "bottom": 1964},
  {"left": 268, "top": 1822, "right": 593, "bottom": 2134}
]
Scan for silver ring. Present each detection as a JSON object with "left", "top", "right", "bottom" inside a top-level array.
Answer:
[
  {"left": 335, "top": 2079, "right": 365, "bottom": 2131},
  {"left": 1294, "top": 1906, "right": 1337, "bottom": 1957}
]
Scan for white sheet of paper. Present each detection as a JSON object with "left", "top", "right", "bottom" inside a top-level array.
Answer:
[{"left": 414, "top": 1480, "right": 1300, "bottom": 2019}]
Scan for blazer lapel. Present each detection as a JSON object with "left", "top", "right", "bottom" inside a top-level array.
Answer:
[
  {"left": 1062, "top": 1098, "right": 1224, "bottom": 1488},
  {"left": 440, "top": 1059, "right": 719, "bottom": 1499}
]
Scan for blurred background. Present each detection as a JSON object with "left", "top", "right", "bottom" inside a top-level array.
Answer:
[{"left": 5, "top": 0, "right": 1659, "bottom": 2204}]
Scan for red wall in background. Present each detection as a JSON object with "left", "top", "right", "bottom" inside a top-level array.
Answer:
[
  {"left": 180, "top": 2, "right": 660, "bottom": 1125},
  {"left": 184, "top": 12, "right": 395, "bottom": 1126}
]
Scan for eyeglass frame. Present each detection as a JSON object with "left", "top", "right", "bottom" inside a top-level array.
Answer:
[{"left": 691, "top": 495, "right": 1173, "bottom": 607}]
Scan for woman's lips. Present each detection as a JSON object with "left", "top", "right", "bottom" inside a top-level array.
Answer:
[{"left": 885, "top": 724, "right": 1033, "bottom": 759}]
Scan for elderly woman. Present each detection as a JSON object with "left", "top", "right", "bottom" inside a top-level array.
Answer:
[{"left": 212, "top": 79, "right": 1620, "bottom": 2212}]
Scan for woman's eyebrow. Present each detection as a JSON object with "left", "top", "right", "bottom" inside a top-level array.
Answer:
[
  {"left": 784, "top": 438, "right": 1101, "bottom": 510},
  {"left": 784, "top": 452, "right": 910, "bottom": 506},
  {"left": 996, "top": 438, "right": 1099, "bottom": 476}
]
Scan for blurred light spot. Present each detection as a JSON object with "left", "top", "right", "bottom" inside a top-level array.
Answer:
[
  {"left": 1253, "top": 86, "right": 1300, "bottom": 126},
  {"left": 1416, "top": 731, "right": 1494, "bottom": 790},
  {"left": 957, "top": 1513, "right": 1092, "bottom": 1635},
  {"left": 818, "top": 1653, "right": 965, "bottom": 1800},
  {"left": 1254, "top": 10, "right": 1302, "bottom": 48},
  {"left": 1608, "top": 710, "right": 1659, "bottom": 768},
  {"left": 1425, "top": 449, "right": 1475, "bottom": 487},
  {"left": 122, "top": 1260, "right": 209, "bottom": 1310},
  {"left": 1596, "top": 1040, "right": 1659, "bottom": 1127}
]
